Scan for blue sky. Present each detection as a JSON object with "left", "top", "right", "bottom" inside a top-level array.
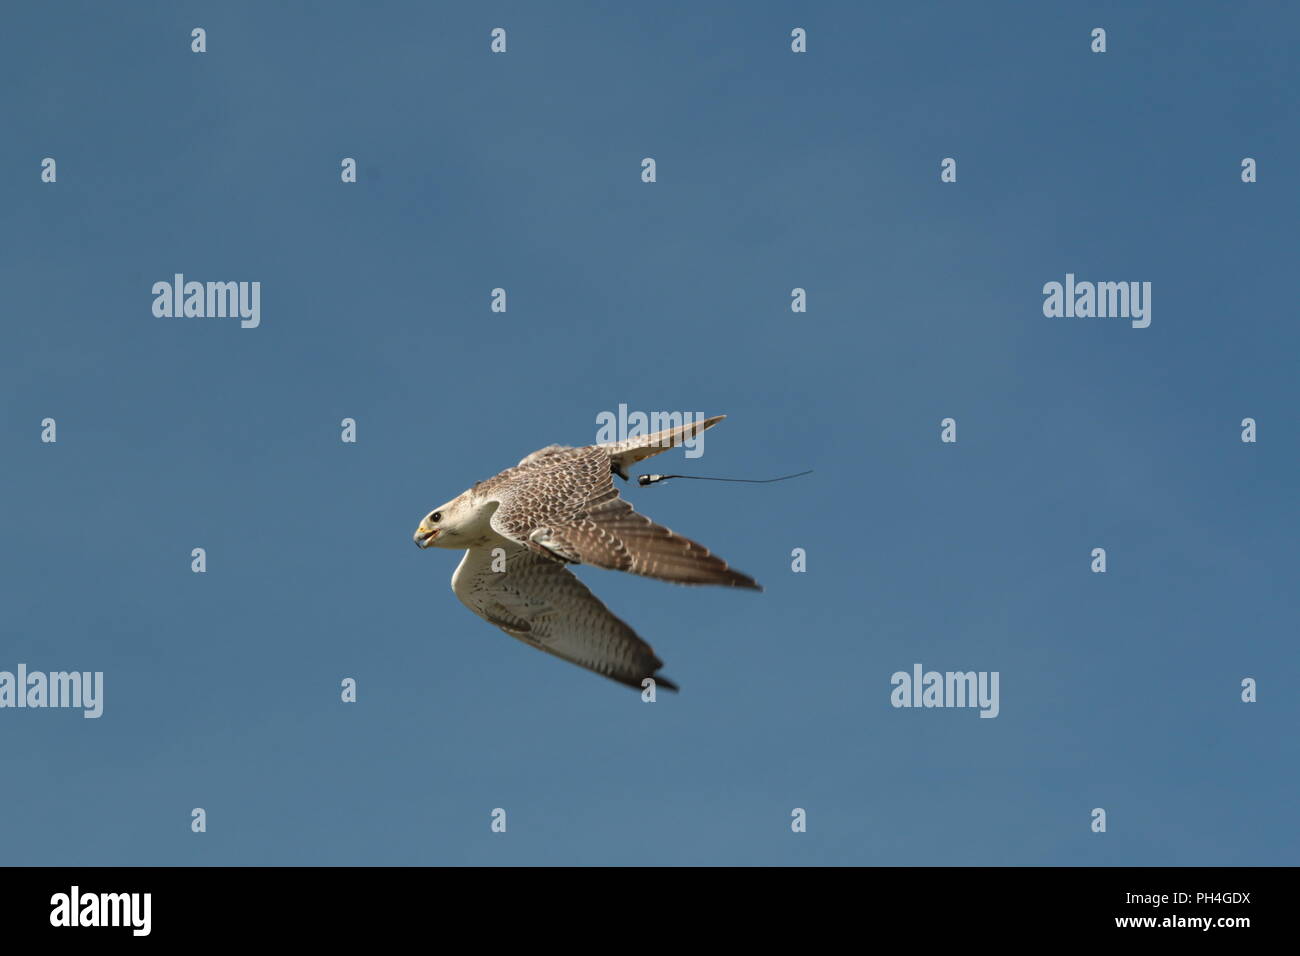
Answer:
[{"left": 2, "top": 1, "right": 1296, "bottom": 865}]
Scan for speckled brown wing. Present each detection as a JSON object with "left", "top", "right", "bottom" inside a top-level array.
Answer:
[{"left": 484, "top": 446, "right": 760, "bottom": 589}]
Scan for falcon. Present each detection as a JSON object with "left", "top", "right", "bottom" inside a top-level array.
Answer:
[{"left": 412, "top": 415, "right": 759, "bottom": 691}]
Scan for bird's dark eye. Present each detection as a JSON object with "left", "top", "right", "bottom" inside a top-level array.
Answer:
[{"left": 431, "top": 512, "right": 441, "bottom": 523}]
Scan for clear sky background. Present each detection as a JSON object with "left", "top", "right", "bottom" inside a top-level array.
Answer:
[{"left": 3, "top": 2, "right": 1296, "bottom": 866}]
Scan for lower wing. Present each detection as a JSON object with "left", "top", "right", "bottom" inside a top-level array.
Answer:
[{"left": 451, "top": 546, "right": 679, "bottom": 691}]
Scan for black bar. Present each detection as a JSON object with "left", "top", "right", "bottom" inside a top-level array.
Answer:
[{"left": 0, "top": 866, "right": 1276, "bottom": 941}]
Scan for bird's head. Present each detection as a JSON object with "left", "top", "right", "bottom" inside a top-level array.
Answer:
[{"left": 413, "top": 493, "right": 478, "bottom": 549}]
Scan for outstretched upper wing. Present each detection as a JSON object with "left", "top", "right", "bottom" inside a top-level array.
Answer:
[
  {"left": 485, "top": 446, "right": 760, "bottom": 589},
  {"left": 600, "top": 414, "right": 725, "bottom": 479},
  {"left": 451, "top": 545, "right": 678, "bottom": 691}
]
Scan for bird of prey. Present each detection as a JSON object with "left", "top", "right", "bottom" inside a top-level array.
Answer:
[{"left": 412, "top": 415, "right": 759, "bottom": 691}]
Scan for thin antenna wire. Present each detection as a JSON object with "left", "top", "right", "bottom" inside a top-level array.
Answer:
[{"left": 638, "top": 470, "right": 812, "bottom": 487}]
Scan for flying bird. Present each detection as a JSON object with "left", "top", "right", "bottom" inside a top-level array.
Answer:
[{"left": 412, "top": 415, "right": 759, "bottom": 691}]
